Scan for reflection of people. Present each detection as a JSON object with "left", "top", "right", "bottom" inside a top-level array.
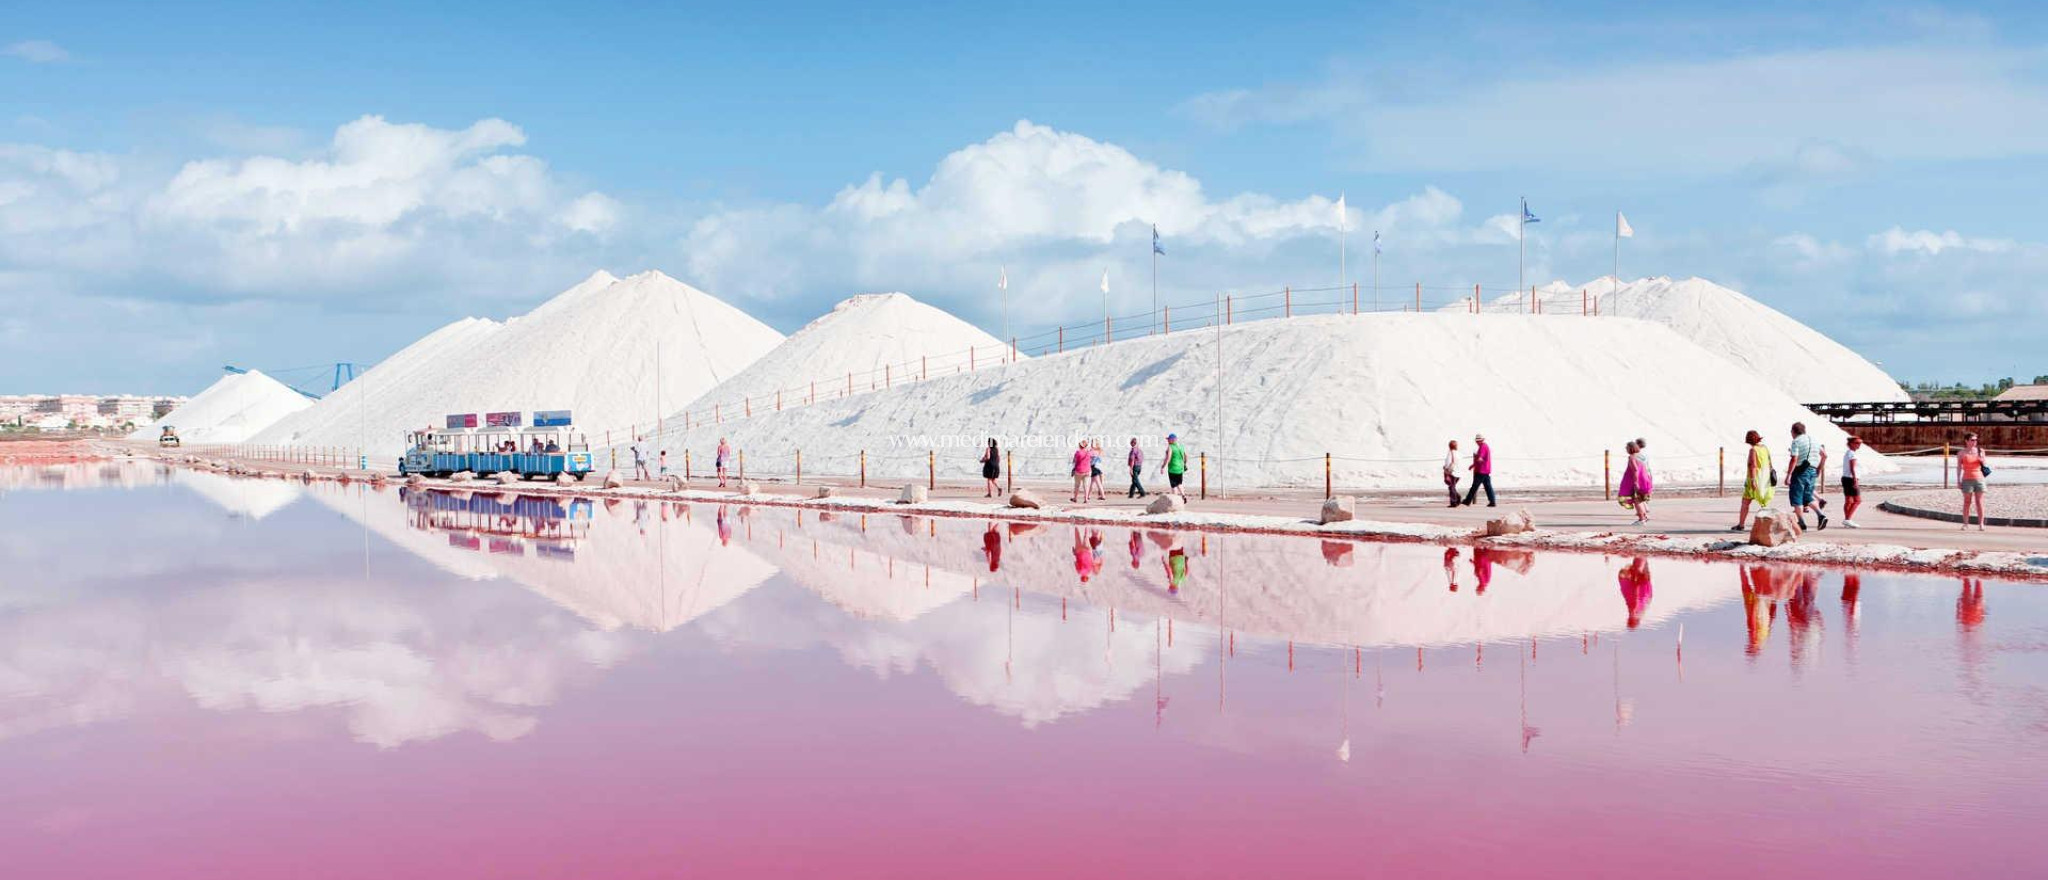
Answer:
[
  {"left": 1739, "top": 564, "right": 1790, "bottom": 657},
  {"left": 1470, "top": 547, "right": 1495, "bottom": 594},
  {"left": 715, "top": 505, "right": 732, "bottom": 546},
  {"left": 1617, "top": 557, "right": 1653, "bottom": 629},
  {"left": 1072, "top": 529, "right": 1096, "bottom": 582},
  {"left": 1164, "top": 547, "right": 1189, "bottom": 593},
  {"left": 1128, "top": 531, "right": 1144, "bottom": 569},
  {"left": 982, "top": 523, "right": 1002, "bottom": 572},
  {"left": 1957, "top": 577, "right": 1987, "bottom": 630},
  {"left": 1443, "top": 546, "right": 1460, "bottom": 591}
]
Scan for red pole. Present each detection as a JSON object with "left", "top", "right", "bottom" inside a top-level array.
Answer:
[
  {"left": 1226, "top": 296, "right": 1233, "bottom": 324},
  {"left": 1284, "top": 286, "right": 1291, "bottom": 318},
  {"left": 1352, "top": 282, "right": 1358, "bottom": 314},
  {"left": 1163, "top": 305, "right": 1170, "bottom": 333},
  {"left": 1058, "top": 326, "right": 1063, "bottom": 353},
  {"left": 1414, "top": 282, "right": 1421, "bottom": 312}
]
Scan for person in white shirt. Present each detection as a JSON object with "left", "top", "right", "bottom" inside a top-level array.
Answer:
[
  {"left": 1442, "top": 439, "right": 1461, "bottom": 508},
  {"left": 1840, "top": 436, "right": 1864, "bottom": 527}
]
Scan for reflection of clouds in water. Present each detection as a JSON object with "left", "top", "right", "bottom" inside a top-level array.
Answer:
[
  {"left": 703, "top": 579, "right": 1205, "bottom": 728},
  {"left": 0, "top": 572, "right": 635, "bottom": 749}
]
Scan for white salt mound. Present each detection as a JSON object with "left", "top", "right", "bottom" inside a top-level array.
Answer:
[
  {"left": 1447, "top": 276, "right": 1905, "bottom": 403},
  {"left": 254, "top": 270, "right": 784, "bottom": 456},
  {"left": 657, "top": 312, "right": 1890, "bottom": 489},
  {"left": 678, "top": 292, "right": 1016, "bottom": 418},
  {"left": 130, "top": 370, "right": 312, "bottom": 444}
]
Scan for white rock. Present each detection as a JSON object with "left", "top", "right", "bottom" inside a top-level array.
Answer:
[
  {"left": 1749, "top": 510, "right": 1799, "bottom": 547},
  {"left": 1483, "top": 508, "right": 1537, "bottom": 537},
  {"left": 814, "top": 486, "right": 836, "bottom": 498},
  {"left": 555, "top": 473, "right": 576, "bottom": 486},
  {"left": 1318, "top": 496, "right": 1355, "bottom": 524},
  {"left": 1009, "top": 489, "right": 1043, "bottom": 509},
  {"left": 1146, "top": 494, "right": 1185, "bottom": 515},
  {"left": 898, "top": 483, "right": 928, "bottom": 504},
  {"left": 493, "top": 472, "right": 521, "bottom": 485},
  {"left": 448, "top": 470, "right": 476, "bottom": 483},
  {"left": 602, "top": 471, "right": 625, "bottom": 489}
]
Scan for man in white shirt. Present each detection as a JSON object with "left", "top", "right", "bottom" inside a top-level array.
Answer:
[{"left": 1442, "top": 439, "right": 1461, "bottom": 507}]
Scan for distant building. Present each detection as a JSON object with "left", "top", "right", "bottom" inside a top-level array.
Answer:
[
  {"left": 0, "top": 393, "right": 189, "bottom": 429},
  {"left": 1994, "top": 384, "right": 2048, "bottom": 402}
]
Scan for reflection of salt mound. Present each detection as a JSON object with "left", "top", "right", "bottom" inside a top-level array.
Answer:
[
  {"left": 129, "top": 370, "right": 311, "bottom": 444},
  {"left": 672, "top": 312, "right": 1886, "bottom": 488},
  {"left": 679, "top": 292, "right": 1015, "bottom": 418},
  {"left": 306, "top": 484, "right": 778, "bottom": 631},
  {"left": 174, "top": 468, "right": 302, "bottom": 519},
  {"left": 1447, "top": 276, "right": 1904, "bottom": 403},
  {"left": 254, "top": 314, "right": 504, "bottom": 454},
  {"left": 751, "top": 514, "right": 975, "bottom": 621},
  {"left": 255, "top": 270, "right": 784, "bottom": 456}
]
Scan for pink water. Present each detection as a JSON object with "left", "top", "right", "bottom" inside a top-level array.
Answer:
[{"left": 4, "top": 462, "right": 2046, "bottom": 878}]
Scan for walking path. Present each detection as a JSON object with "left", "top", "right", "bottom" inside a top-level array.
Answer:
[{"left": 129, "top": 441, "right": 2048, "bottom": 582}]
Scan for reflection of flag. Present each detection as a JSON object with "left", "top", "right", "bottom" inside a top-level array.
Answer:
[
  {"left": 998, "top": 265, "right": 1007, "bottom": 290},
  {"left": 1616, "top": 212, "right": 1634, "bottom": 238},
  {"left": 1521, "top": 198, "right": 1540, "bottom": 225},
  {"left": 1373, "top": 230, "right": 1382, "bottom": 255},
  {"left": 1152, "top": 224, "right": 1165, "bottom": 255},
  {"left": 1100, "top": 269, "right": 1109, "bottom": 293}
]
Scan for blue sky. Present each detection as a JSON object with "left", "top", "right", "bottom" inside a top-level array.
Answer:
[{"left": 5, "top": 0, "right": 2047, "bottom": 394}]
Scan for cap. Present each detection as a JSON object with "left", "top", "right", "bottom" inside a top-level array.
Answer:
[{"left": 1167, "top": 433, "right": 1178, "bottom": 440}]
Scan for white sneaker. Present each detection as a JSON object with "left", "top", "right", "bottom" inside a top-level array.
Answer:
[{"left": 1842, "top": 520, "right": 1861, "bottom": 529}]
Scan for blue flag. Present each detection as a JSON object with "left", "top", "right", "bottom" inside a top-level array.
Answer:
[
  {"left": 1152, "top": 224, "right": 1165, "bottom": 256},
  {"left": 1373, "top": 230, "right": 1382, "bottom": 255},
  {"left": 1520, "top": 198, "right": 1540, "bottom": 225}
]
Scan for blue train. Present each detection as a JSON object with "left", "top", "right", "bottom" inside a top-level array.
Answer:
[{"left": 398, "top": 409, "right": 596, "bottom": 480}]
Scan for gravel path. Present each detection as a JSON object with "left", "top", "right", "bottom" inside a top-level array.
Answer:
[{"left": 1882, "top": 485, "right": 2048, "bottom": 528}]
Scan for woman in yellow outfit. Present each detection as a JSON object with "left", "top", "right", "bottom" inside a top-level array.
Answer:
[{"left": 1733, "top": 429, "right": 1774, "bottom": 531}]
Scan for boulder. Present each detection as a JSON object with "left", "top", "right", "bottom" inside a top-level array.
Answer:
[
  {"left": 448, "top": 470, "right": 476, "bottom": 483},
  {"left": 370, "top": 472, "right": 390, "bottom": 485},
  {"left": 602, "top": 471, "right": 624, "bottom": 490},
  {"left": 663, "top": 474, "right": 684, "bottom": 491},
  {"left": 300, "top": 470, "right": 320, "bottom": 481},
  {"left": 738, "top": 480, "right": 760, "bottom": 496},
  {"left": 898, "top": 483, "right": 928, "bottom": 504},
  {"left": 1145, "top": 494, "right": 1186, "bottom": 515},
  {"left": 814, "top": 486, "right": 836, "bottom": 499},
  {"left": 404, "top": 474, "right": 425, "bottom": 488},
  {"left": 1008, "top": 490, "right": 1043, "bottom": 509},
  {"left": 1318, "top": 497, "right": 1355, "bottom": 524},
  {"left": 1749, "top": 510, "right": 1799, "bottom": 547},
  {"left": 555, "top": 473, "right": 576, "bottom": 486},
  {"left": 1483, "top": 508, "right": 1536, "bottom": 537},
  {"left": 336, "top": 472, "right": 353, "bottom": 484},
  {"left": 493, "top": 472, "right": 521, "bottom": 485}
]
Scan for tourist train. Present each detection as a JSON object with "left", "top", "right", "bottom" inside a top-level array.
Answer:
[{"left": 399, "top": 410, "right": 595, "bottom": 479}]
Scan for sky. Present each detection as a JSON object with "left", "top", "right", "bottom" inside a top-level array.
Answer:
[{"left": 4, "top": 0, "right": 2047, "bottom": 394}]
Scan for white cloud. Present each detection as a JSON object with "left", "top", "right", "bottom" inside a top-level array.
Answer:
[
  {"left": 1180, "top": 45, "right": 2048, "bottom": 173},
  {"left": 3, "top": 40, "right": 69, "bottom": 63},
  {"left": 1866, "top": 227, "right": 2014, "bottom": 256}
]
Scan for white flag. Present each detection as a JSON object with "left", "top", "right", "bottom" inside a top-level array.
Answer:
[
  {"left": 998, "top": 266, "right": 1007, "bottom": 290},
  {"left": 1100, "top": 268, "right": 1110, "bottom": 294},
  {"left": 1336, "top": 193, "right": 1347, "bottom": 230},
  {"left": 1616, "top": 212, "right": 1634, "bottom": 238}
]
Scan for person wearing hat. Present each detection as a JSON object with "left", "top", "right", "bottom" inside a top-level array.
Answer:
[
  {"left": 1461, "top": 433, "right": 1495, "bottom": 507},
  {"left": 1157, "top": 433, "right": 1188, "bottom": 500}
]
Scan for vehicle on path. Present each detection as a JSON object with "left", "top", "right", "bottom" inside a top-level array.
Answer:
[{"left": 398, "top": 410, "right": 594, "bottom": 480}]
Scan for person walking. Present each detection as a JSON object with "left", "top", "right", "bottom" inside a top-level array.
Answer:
[
  {"left": 1957, "top": 431, "right": 1989, "bottom": 531},
  {"left": 1786, "top": 422, "right": 1826, "bottom": 531},
  {"left": 1619, "top": 437, "right": 1654, "bottom": 523},
  {"left": 1158, "top": 433, "right": 1189, "bottom": 500},
  {"left": 1617, "top": 440, "right": 1643, "bottom": 523},
  {"left": 715, "top": 437, "right": 731, "bottom": 488},
  {"left": 1442, "top": 440, "right": 1461, "bottom": 507},
  {"left": 1461, "top": 433, "right": 1495, "bottom": 507},
  {"left": 1839, "top": 435, "right": 1865, "bottom": 527},
  {"left": 658, "top": 449, "right": 669, "bottom": 479},
  {"left": 1733, "top": 429, "right": 1775, "bottom": 531},
  {"left": 631, "top": 441, "right": 652, "bottom": 481},
  {"left": 979, "top": 437, "right": 1002, "bottom": 498},
  {"left": 1088, "top": 439, "right": 1108, "bottom": 500},
  {"left": 1126, "top": 438, "right": 1147, "bottom": 498},
  {"left": 1070, "top": 440, "right": 1092, "bottom": 503}
]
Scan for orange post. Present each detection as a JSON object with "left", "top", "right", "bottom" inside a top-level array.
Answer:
[
  {"left": 1718, "top": 447, "right": 1726, "bottom": 497},
  {"left": 738, "top": 450, "right": 745, "bottom": 482},
  {"left": 685, "top": 449, "right": 692, "bottom": 481},
  {"left": 796, "top": 450, "right": 802, "bottom": 484},
  {"left": 1006, "top": 450, "right": 1013, "bottom": 494},
  {"left": 1163, "top": 305, "right": 1170, "bottom": 334},
  {"left": 1943, "top": 443, "right": 1951, "bottom": 488},
  {"left": 1473, "top": 283, "right": 1481, "bottom": 313},
  {"left": 860, "top": 449, "right": 867, "bottom": 488},
  {"left": 1284, "top": 286, "right": 1291, "bottom": 318},
  {"left": 1325, "top": 452, "right": 1332, "bottom": 499},
  {"left": 1604, "top": 449, "right": 1612, "bottom": 500},
  {"left": 1352, "top": 282, "right": 1359, "bottom": 314},
  {"left": 1200, "top": 451, "right": 1208, "bottom": 500},
  {"left": 928, "top": 450, "right": 935, "bottom": 490}
]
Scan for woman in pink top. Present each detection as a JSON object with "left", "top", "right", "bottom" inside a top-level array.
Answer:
[
  {"left": 1071, "top": 440, "right": 1092, "bottom": 503},
  {"left": 1956, "top": 432, "right": 1988, "bottom": 531}
]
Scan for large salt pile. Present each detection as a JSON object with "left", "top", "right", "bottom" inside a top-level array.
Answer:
[
  {"left": 660, "top": 312, "right": 1889, "bottom": 489},
  {"left": 254, "top": 314, "right": 505, "bottom": 453},
  {"left": 255, "top": 270, "right": 784, "bottom": 456},
  {"left": 678, "top": 292, "right": 1016, "bottom": 419},
  {"left": 1448, "top": 276, "right": 1905, "bottom": 403},
  {"left": 128, "top": 369, "right": 311, "bottom": 444}
]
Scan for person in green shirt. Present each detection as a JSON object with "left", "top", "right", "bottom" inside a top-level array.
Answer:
[{"left": 1156, "top": 433, "right": 1188, "bottom": 500}]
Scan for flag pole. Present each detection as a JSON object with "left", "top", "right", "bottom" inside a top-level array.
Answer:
[
  {"left": 1517, "top": 197, "right": 1525, "bottom": 298},
  {"left": 1152, "top": 233, "right": 1159, "bottom": 335},
  {"left": 1338, "top": 194, "right": 1347, "bottom": 290}
]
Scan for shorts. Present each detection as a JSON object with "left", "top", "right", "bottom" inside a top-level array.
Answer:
[
  {"left": 1090, "top": 466, "right": 1102, "bottom": 478},
  {"left": 1168, "top": 472, "right": 1185, "bottom": 488},
  {"left": 1788, "top": 466, "right": 1817, "bottom": 507},
  {"left": 1959, "top": 478, "right": 1985, "bottom": 495},
  {"left": 1840, "top": 477, "right": 1859, "bottom": 498}
]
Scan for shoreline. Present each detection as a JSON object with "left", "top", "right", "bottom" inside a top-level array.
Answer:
[{"left": 121, "top": 443, "right": 2048, "bottom": 583}]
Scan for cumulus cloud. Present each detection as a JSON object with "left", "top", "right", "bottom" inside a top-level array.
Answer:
[
  {"left": 681, "top": 120, "right": 1507, "bottom": 325},
  {"left": 1866, "top": 227, "right": 2014, "bottom": 256},
  {"left": 3, "top": 40, "right": 69, "bottom": 63}
]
